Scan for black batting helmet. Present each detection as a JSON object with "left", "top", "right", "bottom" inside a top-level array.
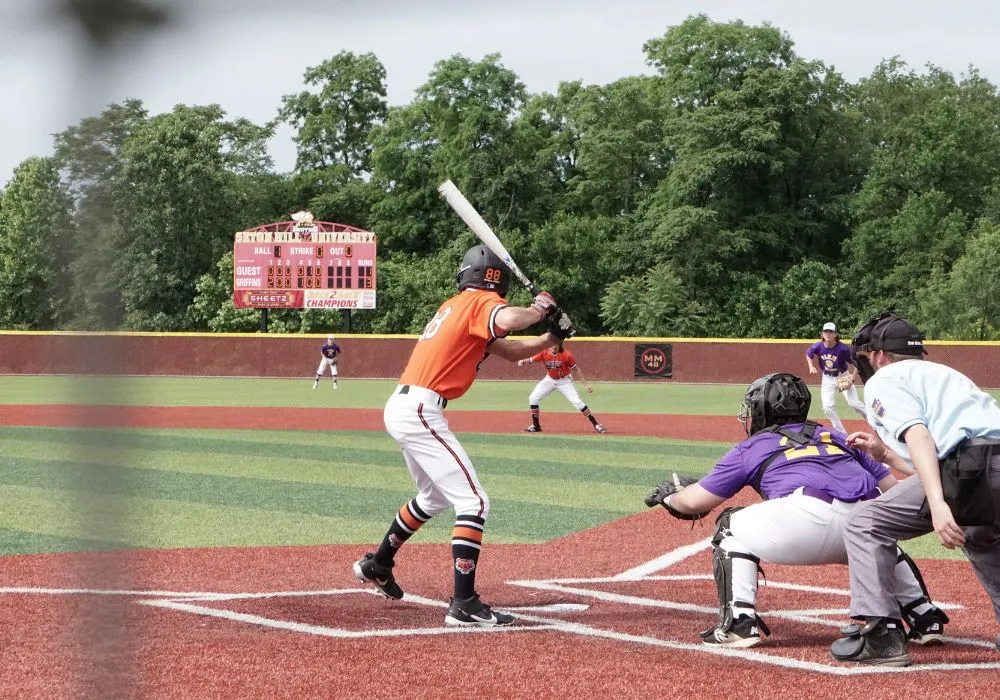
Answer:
[
  {"left": 455, "top": 244, "right": 511, "bottom": 296},
  {"left": 739, "top": 372, "right": 812, "bottom": 437}
]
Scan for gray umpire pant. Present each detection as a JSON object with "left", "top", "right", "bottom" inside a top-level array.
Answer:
[{"left": 843, "top": 451, "right": 1000, "bottom": 624}]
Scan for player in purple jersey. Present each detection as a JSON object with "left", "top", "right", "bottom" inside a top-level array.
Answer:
[
  {"left": 313, "top": 335, "right": 341, "bottom": 390},
  {"left": 806, "top": 322, "right": 866, "bottom": 432},
  {"left": 649, "top": 373, "right": 947, "bottom": 648}
]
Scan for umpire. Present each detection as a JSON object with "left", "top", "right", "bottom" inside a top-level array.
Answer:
[{"left": 832, "top": 312, "right": 1000, "bottom": 665}]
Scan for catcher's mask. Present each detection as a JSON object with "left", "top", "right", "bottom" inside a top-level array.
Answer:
[
  {"left": 739, "top": 372, "right": 812, "bottom": 437},
  {"left": 851, "top": 312, "right": 926, "bottom": 384},
  {"left": 455, "top": 244, "right": 511, "bottom": 297}
]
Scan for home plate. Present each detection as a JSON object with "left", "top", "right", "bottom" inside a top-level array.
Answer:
[{"left": 505, "top": 603, "right": 590, "bottom": 613}]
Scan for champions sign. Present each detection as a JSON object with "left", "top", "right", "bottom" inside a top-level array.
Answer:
[{"left": 233, "top": 214, "right": 377, "bottom": 309}]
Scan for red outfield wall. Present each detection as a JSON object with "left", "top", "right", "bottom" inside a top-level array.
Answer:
[{"left": 2, "top": 333, "right": 1000, "bottom": 387}]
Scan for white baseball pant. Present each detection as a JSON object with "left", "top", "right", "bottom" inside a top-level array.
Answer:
[
  {"left": 820, "top": 373, "right": 865, "bottom": 432},
  {"left": 316, "top": 357, "right": 338, "bottom": 378},
  {"left": 383, "top": 385, "right": 489, "bottom": 519},
  {"left": 529, "top": 375, "right": 585, "bottom": 410},
  {"left": 720, "top": 489, "right": 926, "bottom": 616}
]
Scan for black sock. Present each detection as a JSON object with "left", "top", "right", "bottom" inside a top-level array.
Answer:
[
  {"left": 580, "top": 405, "right": 599, "bottom": 426},
  {"left": 530, "top": 404, "right": 540, "bottom": 429},
  {"left": 452, "top": 514, "right": 485, "bottom": 599},
  {"left": 375, "top": 499, "right": 430, "bottom": 566}
]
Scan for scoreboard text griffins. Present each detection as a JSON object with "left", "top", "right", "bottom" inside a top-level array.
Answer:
[{"left": 232, "top": 213, "right": 377, "bottom": 310}]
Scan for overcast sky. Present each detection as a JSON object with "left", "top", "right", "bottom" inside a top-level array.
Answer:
[{"left": 2, "top": 0, "right": 1000, "bottom": 184}]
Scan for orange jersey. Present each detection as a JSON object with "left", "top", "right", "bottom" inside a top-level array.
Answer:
[
  {"left": 531, "top": 348, "right": 576, "bottom": 380},
  {"left": 399, "top": 289, "right": 509, "bottom": 400}
]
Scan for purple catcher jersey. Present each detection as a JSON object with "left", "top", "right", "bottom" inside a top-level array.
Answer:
[
  {"left": 806, "top": 340, "right": 853, "bottom": 377},
  {"left": 699, "top": 423, "right": 889, "bottom": 501},
  {"left": 321, "top": 343, "right": 341, "bottom": 359}
]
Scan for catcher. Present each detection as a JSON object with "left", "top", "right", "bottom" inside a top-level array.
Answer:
[{"left": 644, "top": 372, "right": 948, "bottom": 648}]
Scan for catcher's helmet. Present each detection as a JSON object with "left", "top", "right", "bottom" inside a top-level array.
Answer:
[
  {"left": 739, "top": 372, "right": 812, "bottom": 437},
  {"left": 851, "top": 311, "right": 926, "bottom": 383},
  {"left": 455, "top": 244, "right": 511, "bottom": 297}
]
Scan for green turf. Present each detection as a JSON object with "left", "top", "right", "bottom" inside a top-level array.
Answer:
[
  {"left": 7, "top": 374, "right": 988, "bottom": 420},
  {"left": 0, "top": 425, "right": 960, "bottom": 561}
]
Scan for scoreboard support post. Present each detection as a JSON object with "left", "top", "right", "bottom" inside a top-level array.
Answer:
[
  {"left": 343, "top": 309, "right": 352, "bottom": 333},
  {"left": 260, "top": 308, "right": 269, "bottom": 333}
]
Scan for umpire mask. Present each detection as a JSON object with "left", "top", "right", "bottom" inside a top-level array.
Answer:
[{"left": 851, "top": 312, "right": 927, "bottom": 384}]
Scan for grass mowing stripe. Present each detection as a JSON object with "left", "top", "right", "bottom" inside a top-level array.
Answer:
[
  {"left": 0, "top": 432, "right": 716, "bottom": 503},
  {"left": 0, "top": 484, "right": 414, "bottom": 551},
  {"left": 0, "top": 528, "right": 120, "bottom": 554},
  {"left": 0, "top": 457, "right": 626, "bottom": 542}
]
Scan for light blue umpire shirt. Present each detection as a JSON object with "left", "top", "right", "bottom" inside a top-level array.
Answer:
[{"left": 864, "top": 358, "right": 1000, "bottom": 460}]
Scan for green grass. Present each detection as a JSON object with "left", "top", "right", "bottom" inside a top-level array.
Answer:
[
  {"left": 8, "top": 374, "right": 990, "bottom": 420},
  {"left": 0, "top": 424, "right": 958, "bottom": 561}
]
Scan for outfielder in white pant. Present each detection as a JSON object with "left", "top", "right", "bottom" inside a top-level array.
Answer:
[
  {"left": 652, "top": 372, "right": 947, "bottom": 648},
  {"left": 807, "top": 323, "right": 866, "bottom": 432},
  {"left": 820, "top": 372, "right": 866, "bottom": 432},
  {"left": 313, "top": 335, "right": 341, "bottom": 389}
]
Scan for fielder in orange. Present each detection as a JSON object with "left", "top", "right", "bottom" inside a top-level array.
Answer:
[
  {"left": 353, "top": 244, "right": 574, "bottom": 627},
  {"left": 518, "top": 341, "right": 605, "bottom": 433}
]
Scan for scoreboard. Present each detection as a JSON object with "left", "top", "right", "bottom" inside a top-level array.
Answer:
[{"left": 232, "top": 217, "right": 377, "bottom": 310}]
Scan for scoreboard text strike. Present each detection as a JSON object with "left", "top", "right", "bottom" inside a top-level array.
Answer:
[{"left": 232, "top": 218, "right": 377, "bottom": 310}]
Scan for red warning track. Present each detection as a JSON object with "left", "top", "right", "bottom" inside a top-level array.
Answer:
[{"left": 0, "top": 404, "right": 873, "bottom": 441}]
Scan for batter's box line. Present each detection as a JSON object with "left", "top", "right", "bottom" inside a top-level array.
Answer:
[{"left": 138, "top": 588, "right": 567, "bottom": 639}]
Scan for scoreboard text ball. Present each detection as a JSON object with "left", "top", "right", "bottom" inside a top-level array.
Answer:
[{"left": 232, "top": 220, "right": 377, "bottom": 310}]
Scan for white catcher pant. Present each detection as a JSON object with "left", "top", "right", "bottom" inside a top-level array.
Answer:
[
  {"left": 384, "top": 386, "right": 489, "bottom": 519},
  {"left": 316, "top": 358, "right": 338, "bottom": 378},
  {"left": 721, "top": 489, "right": 925, "bottom": 614},
  {"left": 529, "top": 375, "right": 585, "bottom": 410},
  {"left": 820, "top": 373, "right": 865, "bottom": 432}
]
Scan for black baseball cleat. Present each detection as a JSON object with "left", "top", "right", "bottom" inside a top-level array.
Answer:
[
  {"left": 831, "top": 618, "right": 911, "bottom": 667},
  {"left": 701, "top": 614, "right": 768, "bottom": 648},
  {"left": 904, "top": 607, "right": 949, "bottom": 646},
  {"left": 523, "top": 425, "right": 541, "bottom": 433},
  {"left": 594, "top": 423, "right": 606, "bottom": 434},
  {"left": 353, "top": 553, "right": 404, "bottom": 600},
  {"left": 445, "top": 594, "right": 515, "bottom": 627}
]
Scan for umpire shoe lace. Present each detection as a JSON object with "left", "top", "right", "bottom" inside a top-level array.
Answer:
[
  {"left": 445, "top": 594, "right": 515, "bottom": 627},
  {"left": 700, "top": 614, "right": 765, "bottom": 648},
  {"left": 353, "top": 553, "right": 404, "bottom": 600}
]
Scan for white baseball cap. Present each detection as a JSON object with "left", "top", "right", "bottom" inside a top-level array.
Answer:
[
  {"left": 327, "top": 335, "right": 336, "bottom": 342},
  {"left": 822, "top": 322, "right": 837, "bottom": 332}
]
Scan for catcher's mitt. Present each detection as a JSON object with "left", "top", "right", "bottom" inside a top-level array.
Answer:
[
  {"left": 837, "top": 375, "right": 854, "bottom": 392},
  {"left": 643, "top": 473, "right": 710, "bottom": 521}
]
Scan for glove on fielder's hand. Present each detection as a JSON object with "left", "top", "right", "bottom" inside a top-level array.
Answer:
[
  {"left": 837, "top": 375, "right": 854, "bottom": 392},
  {"left": 547, "top": 308, "right": 576, "bottom": 340},
  {"left": 644, "top": 473, "right": 710, "bottom": 521}
]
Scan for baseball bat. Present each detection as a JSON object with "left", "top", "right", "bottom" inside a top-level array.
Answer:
[{"left": 437, "top": 179, "right": 540, "bottom": 296}]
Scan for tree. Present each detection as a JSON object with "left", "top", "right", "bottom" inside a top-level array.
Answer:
[
  {"left": 916, "top": 219, "right": 1000, "bottom": 339},
  {"left": 279, "top": 52, "right": 388, "bottom": 176},
  {"left": 0, "top": 158, "right": 76, "bottom": 328},
  {"left": 114, "top": 105, "right": 274, "bottom": 330},
  {"left": 599, "top": 263, "right": 705, "bottom": 336},
  {"left": 639, "top": 15, "right": 863, "bottom": 322},
  {"left": 52, "top": 100, "right": 148, "bottom": 328}
]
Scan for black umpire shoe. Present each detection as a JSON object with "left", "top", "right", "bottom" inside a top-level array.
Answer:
[
  {"left": 445, "top": 594, "right": 515, "bottom": 627},
  {"left": 831, "top": 617, "right": 911, "bottom": 667},
  {"left": 353, "top": 552, "right": 404, "bottom": 600}
]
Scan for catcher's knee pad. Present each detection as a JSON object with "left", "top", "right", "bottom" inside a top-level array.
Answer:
[
  {"left": 712, "top": 538, "right": 761, "bottom": 633},
  {"left": 711, "top": 506, "right": 745, "bottom": 546}
]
